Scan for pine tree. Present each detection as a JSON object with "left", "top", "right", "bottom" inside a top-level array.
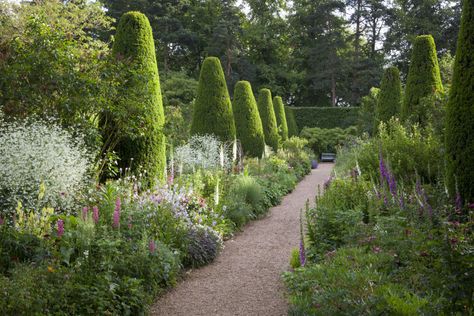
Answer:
[
  {"left": 190, "top": 57, "right": 236, "bottom": 142},
  {"left": 445, "top": 0, "right": 474, "bottom": 209},
  {"left": 402, "top": 35, "right": 443, "bottom": 125},
  {"left": 285, "top": 107, "right": 299, "bottom": 137},
  {"left": 106, "top": 11, "right": 166, "bottom": 186},
  {"left": 257, "top": 89, "right": 279, "bottom": 152},
  {"left": 232, "top": 81, "right": 265, "bottom": 158},
  {"left": 375, "top": 67, "right": 402, "bottom": 130},
  {"left": 273, "top": 96, "right": 289, "bottom": 141}
]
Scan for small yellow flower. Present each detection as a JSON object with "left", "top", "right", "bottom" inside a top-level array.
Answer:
[{"left": 47, "top": 266, "right": 55, "bottom": 273}]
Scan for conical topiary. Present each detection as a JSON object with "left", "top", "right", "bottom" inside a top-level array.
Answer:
[
  {"left": 285, "top": 106, "right": 299, "bottom": 137},
  {"left": 375, "top": 67, "right": 402, "bottom": 130},
  {"left": 190, "top": 57, "right": 236, "bottom": 142},
  {"left": 273, "top": 96, "right": 289, "bottom": 141},
  {"left": 257, "top": 89, "right": 279, "bottom": 152},
  {"left": 445, "top": 0, "right": 474, "bottom": 209},
  {"left": 106, "top": 11, "right": 166, "bottom": 186},
  {"left": 402, "top": 35, "right": 443, "bottom": 125},
  {"left": 232, "top": 81, "right": 265, "bottom": 158}
]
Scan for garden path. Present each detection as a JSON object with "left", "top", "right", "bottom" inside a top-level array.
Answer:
[{"left": 151, "top": 163, "right": 334, "bottom": 316}]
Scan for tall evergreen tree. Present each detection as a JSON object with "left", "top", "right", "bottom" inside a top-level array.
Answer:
[
  {"left": 273, "top": 96, "right": 289, "bottom": 141},
  {"left": 445, "top": 0, "right": 474, "bottom": 209},
  {"left": 375, "top": 66, "right": 402, "bottom": 129},
  {"left": 232, "top": 81, "right": 265, "bottom": 158},
  {"left": 257, "top": 89, "right": 279, "bottom": 152},
  {"left": 402, "top": 35, "right": 443, "bottom": 125},
  {"left": 191, "top": 57, "right": 236, "bottom": 142},
  {"left": 107, "top": 11, "right": 166, "bottom": 185}
]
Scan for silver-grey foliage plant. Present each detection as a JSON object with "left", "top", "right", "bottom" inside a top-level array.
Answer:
[{"left": 0, "top": 118, "right": 92, "bottom": 214}]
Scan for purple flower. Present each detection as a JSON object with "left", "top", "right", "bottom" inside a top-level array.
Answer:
[
  {"left": 115, "top": 197, "right": 121, "bottom": 212},
  {"left": 299, "top": 239, "right": 306, "bottom": 267},
  {"left": 82, "top": 207, "right": 89, "bottom": 220},
  {"left": 92, "top": 206, "right": 99, "bottom": 224},
  {"left": 379, "top": 153, "right": 389, "bottom": 184},
  {"left": 455, "top": 192, "right": 462, "bottom": 210},
  {"left": 149, "top": 239, "right": 156, "bottom": 253},
  {"left": 388, "top": 174, "right": 398, "bottom": 198},
  {"left": 57, "top": 219, "right": 64, "bottom": 237},
  {"left": 469, "top": 203, "right": 474, "bottom": 209}
]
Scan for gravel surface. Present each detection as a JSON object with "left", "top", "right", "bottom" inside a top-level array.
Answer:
[{"left": 151, "top": 163, "right": 333, "bottom": 316}]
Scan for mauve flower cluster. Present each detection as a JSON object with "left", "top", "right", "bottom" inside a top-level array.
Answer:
[
  {"left": 378, "top": 153, "right": 404, "bottom": 208},
  {"left": 113, "top": 197, "right": 121, "bottom": 228},
  {"left": 138, "top": 184, "right": 223, "bottom": 229}
]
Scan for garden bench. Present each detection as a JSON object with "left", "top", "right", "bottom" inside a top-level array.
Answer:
[{"left": 320, "top": 152, "right": 336, "bottom": 162}]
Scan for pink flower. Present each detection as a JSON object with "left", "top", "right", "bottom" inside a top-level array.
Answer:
[
  {"left": 0, "top": 217, "right": 4, "bottom": 225},
  {"left": 113, "top": 197, "right": 121, "bottom": 229},
  {"left": 57, "top": 219, "right": 64, "bottom": 237},
  {"left": 82, "top": 206, "right": 89, "bottom": 220},
  {"left": 149, "top": 239, "right": 156, "bottom": 253},
  {"left": 92, "top": 206, "right": 99, "bottom": 224}
]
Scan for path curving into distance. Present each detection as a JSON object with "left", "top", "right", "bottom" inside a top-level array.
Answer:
[{"left": 151, "top": 163, "right": 334, "bottom": 316}]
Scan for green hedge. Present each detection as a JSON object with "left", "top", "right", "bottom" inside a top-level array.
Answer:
[{"left": 289, "top": 107, "right": 360, "bottom": 130}]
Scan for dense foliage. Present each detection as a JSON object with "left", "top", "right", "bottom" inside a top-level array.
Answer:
[
  {"left": 284, "top": 120, "right": 473, "bottom": 315},
  {"left": 273, "top": 96, "right": 289, "bottom": 141},
  {"left": 445, "top": 0, "right": 474, "bottom": 210},
  {"left": 357, "top": 87, "right": 379, "bottom": 135},
  {"left": 300, "top": 126, "right": 358, "bottom": 157},
  {"left": 402, "top": 35, "right": 444, "bottom": 125},
  {"left": 285, "top": 107, "right": 299, "bottom": 137},
  {"left": 292, "top": 107, "right": 360, "bottom": 129},
  {"left": 257, "top": 89, "right": 279, "bottom": 152},
  {"left": 375, "top": 67, "right": 402, "bottom": 130},
  {"left": 190, "top": 57, "right": 236, "bottom": 142},
  {"left": 232, "top": 81, "right": 265, "bottom": 158}
]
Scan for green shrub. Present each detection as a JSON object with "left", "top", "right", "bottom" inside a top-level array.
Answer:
[
  {"left": 402, "top": 35, "right": 444, "bottom": 126},
  {"left": 232, "top": 81, "right": 265, "bottom": 158},
  {"left": 191, "top": 57, "right": 236, "bottom": 142},
  {"left": 273, "top": 96, "right": 289, "bottom": 141},
  {"left": 290, "top": 248, "right": 301, "bottom": 269},
  {"left": 257, "top": 89, "right": 279, "bottom": 152},
  {"left": 445, "top": 0, "right": 474, "bottom": 208},
  {"left": 357, "top": 87, "right": 379, "bottom": 135},
  {"left": 291, "top": 107, "right": 360, "bottom": 129},
  {"left": 104, "top": 11, "right": 166, "bottom": 186},
  {"left": 375, "top": 67, "right": 402, "bottom": 130},
  {"left": 335, "top": 118, "right": 442, "bottom": 184},
  {"left": 285, "top": 107, "right": 299, "bottom": 137},
  {"left": 300, "top": 126, "right": 358, "bottom": 157},
  {"left": 306, "top": 179, "right": 368, "bottom": 260},
  {"left": 284, "top": 247, "right": 394, "bottom": 316}
]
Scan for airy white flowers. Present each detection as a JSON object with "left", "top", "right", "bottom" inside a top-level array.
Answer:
[
  {"left": 174, "top": 134, "right": 232, "bottom": 173},
  {"left": 0, "top": 118, "right": 92, "bottom": 213}
]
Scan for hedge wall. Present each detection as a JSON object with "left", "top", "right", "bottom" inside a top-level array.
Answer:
[{"left": 289, "top": 107, "right": 360, "bottom": 130}]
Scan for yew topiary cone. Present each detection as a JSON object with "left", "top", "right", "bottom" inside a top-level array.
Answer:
[
  {"left": 190, "top": 57, "right": 236, "bottom": 142},
  {"left": 232, "top": 81, "right": 265, "bottom": 158},
  {"left": 273, "top": 96, "right": 289, "bottom": 141},
  {"left": 445, "top": 0, "right": 474, "bottom": 208},
  {"left": 402, "top": 35, "right": 443, "bottom": 125},
  {"left": 257, "top": 89, "right": 279, "bottom": 152},
  {"left": 108, "top": 11, "right": 166, "bottom": 186},
  {"left": 375, "top": 67, "right": 402, "bottom": 130}
]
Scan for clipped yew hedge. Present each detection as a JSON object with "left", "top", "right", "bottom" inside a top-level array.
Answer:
[{"left": 290, "top": 107, "right": 360, "bottom": 130}]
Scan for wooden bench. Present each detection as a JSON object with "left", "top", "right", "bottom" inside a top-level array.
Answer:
[{"left": 320, "top": 152, "right": 336, "bottom": 162}]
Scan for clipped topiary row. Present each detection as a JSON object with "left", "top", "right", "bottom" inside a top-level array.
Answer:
[
  {"left": 374, "top": 66, "right": 402, "bottom": 130},
  {"left": 257, "top": 89, "right": 280, "bottom": 152}
]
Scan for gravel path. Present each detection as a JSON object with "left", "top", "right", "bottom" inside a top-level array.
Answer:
[{"left": 151, "top": 163, "right": 333, "bottom": 316}]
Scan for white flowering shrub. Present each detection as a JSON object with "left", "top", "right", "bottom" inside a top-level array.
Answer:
[
  {"left": 174, "top": 135, "right": 232, "bottom": 173},
  {"left": 0, "top": 119, "right": 92, "bottom": 214}
]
